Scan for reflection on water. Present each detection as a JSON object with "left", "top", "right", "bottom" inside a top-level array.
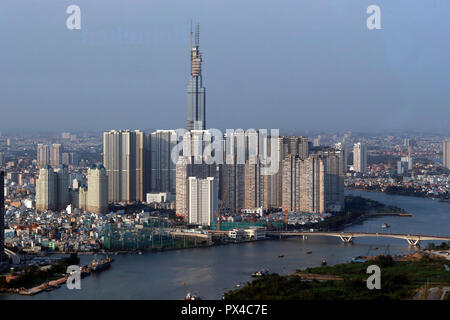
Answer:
[{"left": 2, "top": 191, "right": 449, "bottom": 300}]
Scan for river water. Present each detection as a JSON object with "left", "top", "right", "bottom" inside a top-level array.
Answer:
[{"left": 2, "top": 191, "right": 450, "bottom": 300}]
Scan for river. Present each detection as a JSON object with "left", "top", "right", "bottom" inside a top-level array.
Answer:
[{"left": 2, "top": 191, "right": 450, "bottom": 300}]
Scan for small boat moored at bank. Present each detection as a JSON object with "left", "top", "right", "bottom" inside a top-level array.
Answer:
[{"left": 251, "top": 269, "right": 269, "bottom": 277}]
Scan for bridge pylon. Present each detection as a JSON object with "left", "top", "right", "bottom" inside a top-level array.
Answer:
[
  {"left": 406, "top": 238, "right": 420, "bottom": 246},
  {"left": 339, "top": 235, "right": 353, "bottom": 243}
]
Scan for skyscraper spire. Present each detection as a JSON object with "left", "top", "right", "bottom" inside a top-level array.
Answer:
[{"left": 186, "top": 22, "right": 206, "bottom": 131}]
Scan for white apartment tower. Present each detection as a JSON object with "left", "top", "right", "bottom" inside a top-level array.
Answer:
[
  {"left": 188, "top": 177, "right": 218, "bottom": 226},
  {"left": 443, "top": 139, "right": 450, "bottom": 169},
  {"left": 353, "top": 142, "right": 367, "bottom": 173}
]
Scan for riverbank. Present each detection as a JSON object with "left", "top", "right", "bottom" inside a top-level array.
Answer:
[
  {"left": 347, "top": 187, "right": 450, "bottom": 203},
  {"left": 316, "top": 195, "right": 407, "bottom": 231},
  {"left": 223, "top": 251, "right": 450, "bottom": 300}
]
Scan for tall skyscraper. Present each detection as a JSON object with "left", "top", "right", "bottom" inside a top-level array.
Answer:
[
  {"left": 281, "top": 149, "right": 345, "bottom": 213},
  {"left": 36, "top": 166, "right": 58, "bottom": 211},
  {"left": 50, "top": 144, "right": 63, "bottom": 167},
  {"left": 103, "top": 130, "right": 151, "bottom": 203},
  {"left": 54, "top": 165, "right": 70, "bottom": 210},
  {"left": 299, "top": 155, "right": 325, "bottom": 213},
  {"left": 186, "top": 23, "right": 206, "bottom": 131},
  {"left": 36, "top": 165, "right": 71, "bottom": 211},
  {"left": 0, "top": 171, "right": 6, "bottom": 262},
  {"left": 443, "top": 139, "right": 450, "bottom": 169},
  {"left": 37, "top": 144, "right": 50, "bottom": 167},
  {"left": 187, "top": 177, "right": 218, "bottom": 226},
  {"left": 151, "top": 130, "right": 178, "bottom": 193},
  {"left": 353, "top": 142, "right": 367, "bottom": 173},
  {"left": 281, "top": 155, "right": 301, "bottom": 212},
  {"left": 86, "top": 164, "right": 109, "bottom": 214}
]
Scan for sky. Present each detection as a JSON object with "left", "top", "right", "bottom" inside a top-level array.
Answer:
[{"left": 0, "top": 0, "right": 449, "bottom": 134}]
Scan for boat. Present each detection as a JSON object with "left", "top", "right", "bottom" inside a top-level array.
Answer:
[
  {"left": 90, "top": 257, "right": 112, "bottom": 272},
  {"left": 184, "top": 292, "right": 202, "bottom": 300},
  {"left": 352, "top": 256, "right": 368, "bottom": 263},
  {"left": 321, "top": 259, "right": 327, "bottom": 266},
  {"left": 399, "top": 213, "right": 412, "bottom": 217},
  {"left": 306, "top": 251, "right": 312, "bottom": 254},
  {"left": 251, "top": 269, "right": 269, "bottom": 277},
  {"left": 381, "top": 223, "right": 390, "bottom": 228},
  {"left": 235, "top": 284, "right": 241, "bottom": 288},
  {"left": 278, "top": 255, "right": 284, "bottom": 258}
]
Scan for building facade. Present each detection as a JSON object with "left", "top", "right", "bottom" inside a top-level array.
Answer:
[
  {"left": 443, "top": 139, "right": 450, "bottom": 169},
  {"left": 353, "top": 142, "right": 367, "bottom": 173},
  {"left": 86, "top": 164, "right": 109, "bottom": 214},
  {"left": 103, "top": 130, "right": 151, "bottom": 203},
  {"left": 187, "top": 177, "right": 218, "bottom": 226}
]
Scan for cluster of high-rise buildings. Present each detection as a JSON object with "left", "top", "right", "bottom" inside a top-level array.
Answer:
[
  {"left": 33, "top": 24, "right": 348, "bottom": 226},
  {"left": 35, "top": 164, "right": 108, "bottom": 214},
  {"left": 37, "top": 143, "right": 78, "bottom": 167}
]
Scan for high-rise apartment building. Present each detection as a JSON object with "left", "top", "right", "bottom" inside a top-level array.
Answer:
[
  {"left": 280, "top": 136, "right": 309, "bottom": 160},
  {"left": 175, "top": 156, "right": 217, "bottom": 219},
  {"left": 37, "top": 144, "right": 50, "bottom": 167},
  {"left": 0, "top": 171, "right": 6, "bottom": 262},
  {"left": 281, "top": 149, "right": 345, "bottom": 213},
  {"left": 186, "top": 23, "right": 206, "bottom": 131},
  {"left": 316, "top": 148, "right": 345, "bottom": 212},
  {"left": 443, "top": 139, "right": 450, "bottom": 169},
  {"left": 54, "top": 165, "right": 70, "bottom": 210},
  {"left": 86, "top": 164, "right": 109, "bottom": 214},
  {"left": 103, "top": 130, "right": 151, "bottom": 203},
  {"left": 299, "top": 155, "right": 325, "bottom": 213},
  {"left": 187, "top": 177, "right": 218, "bottom": 226},
  {"left": 281, "top": 155, "right": 301, "bottom": 212},
  {"left": 353, "top": 142, "right": 367, "bottom": 173},
  {"left": 36, "top": 166, "right": 58, "bottom": 211},
  {"left": 36, "top": 165, "right": 71, "bottom": 211},
  {"left": 50, "top": 144, "right": 63, "bottom": 167},
  {"left": 151, "top": 130, "right": 178, "bottom": 193}
]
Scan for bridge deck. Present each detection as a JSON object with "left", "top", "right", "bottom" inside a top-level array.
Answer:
[{"left": 267, "top": 231, "right": 450, "bottom": 241}]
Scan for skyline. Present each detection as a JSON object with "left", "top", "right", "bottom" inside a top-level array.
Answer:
[{"left": 0, "top": 0, "right": 449, "bottom": 133}]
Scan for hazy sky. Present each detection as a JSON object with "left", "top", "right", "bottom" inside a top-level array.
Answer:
[{"left": 0, "top": 0, "right": 449, "bottom": 134}]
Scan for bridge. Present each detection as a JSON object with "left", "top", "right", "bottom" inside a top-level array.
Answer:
[{"left": 267, "top": 231, "right": 450, "bottom": 246}]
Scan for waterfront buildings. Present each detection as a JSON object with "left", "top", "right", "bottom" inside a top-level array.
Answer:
[
  {"left": 281, "top": 149, "right": 345, "bottom": 213},
  {"left": 353, "top": 142, "right": 367, "bottom": 173},
  {"left": 443, "top": 139, "right": 450, "bottom": 169},
  {"left": 103, "top": 130, "right": 151, "bottom": 203},
  {"left": 188, "top": 177, "right": 218, "bottom": 226},
  {"left": 186, "top": 23, "right": 206, "bottom": 131}
]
